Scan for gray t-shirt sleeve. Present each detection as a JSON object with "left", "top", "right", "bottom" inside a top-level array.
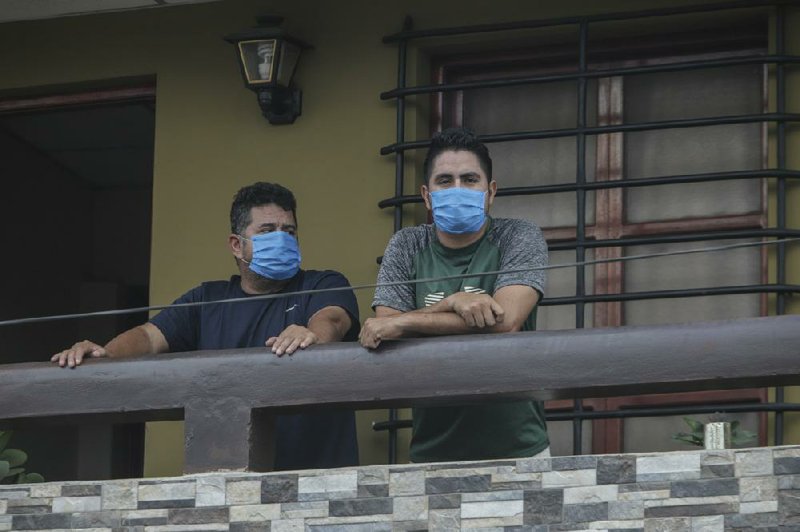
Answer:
[
  {"left": 492, "top": 218, "right": 548, "bottom": 296},
  {"left": 371, "top": 228, "right": 420, "bottom": 312}
]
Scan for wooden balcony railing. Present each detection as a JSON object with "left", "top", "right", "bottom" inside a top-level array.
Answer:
[{"left": 1, "top": 315, "right": 798, "bottom": 473}]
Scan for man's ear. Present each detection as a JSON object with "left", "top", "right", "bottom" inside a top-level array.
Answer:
[
  {"left": 229, "top": 234, "right": 244, "bottom": 260},
  {"left": 421, "top": 184, "right": 432, "bottom": 211},
  {"left": 487, "top": 179, "right": 498, "bottom": 210}
]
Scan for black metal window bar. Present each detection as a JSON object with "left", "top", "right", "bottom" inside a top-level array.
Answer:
[{"left": 376, "top": 0, "right": 800, "bottom": 463}]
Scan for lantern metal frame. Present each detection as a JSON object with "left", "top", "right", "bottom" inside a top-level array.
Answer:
[{"left": 224, "top": 16, "right": 311, "bottom": 125}]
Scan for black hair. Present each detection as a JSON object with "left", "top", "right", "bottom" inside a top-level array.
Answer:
[
  {"left": 423, "top": 127, "right": 493, "bottom": 184},
  {"left": 230, "top": 182, "right": 297, "bottom": 235}
]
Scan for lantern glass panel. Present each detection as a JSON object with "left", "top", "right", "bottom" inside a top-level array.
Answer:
[
  {"left": 238, "top": 39, "right": 276, "bottom": 84},
  {"left": 277, "top": 41, "right": 301, "bottom": 87}
]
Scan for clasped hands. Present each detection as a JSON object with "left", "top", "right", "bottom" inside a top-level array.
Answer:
[
  {"left": 442, "top": 291, "right": 505, "bottom": 328},
  {"left": 359, "top": 292, "right": 504, "bottom": 349}
]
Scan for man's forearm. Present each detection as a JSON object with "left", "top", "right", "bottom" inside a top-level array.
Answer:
[
  {"left": 365, "top": 288, "right": 532, "bottom": 349},
  {"left": 394, "top": 310, "right": 513, "bottom": 336},
  {"left": 307, "top": 319, "right": 345, "bottom": 343},
  {"left": 104, "top": 325, "right": 161, "bottom": 358},
  {"left": 308, "top": 307, "right": 351, "bottom": 343},
  {"left": 407, "top": 286, "right": 537, "bottom": 334}
]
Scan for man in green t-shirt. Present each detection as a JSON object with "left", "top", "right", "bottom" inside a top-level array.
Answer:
[{"left": 360, "top": 127, "right": 550, "bottom": 463}]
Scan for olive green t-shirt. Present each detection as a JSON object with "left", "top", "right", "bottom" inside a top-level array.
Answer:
[{"left": 372, "top": 217, "right": 549, "bottom": 462}]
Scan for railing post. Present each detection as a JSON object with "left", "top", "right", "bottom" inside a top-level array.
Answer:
[{"left": 184, "top": 399, "right": 275, "bottom": 474}]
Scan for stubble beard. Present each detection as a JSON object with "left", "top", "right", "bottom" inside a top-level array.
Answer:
[{"left": 241, "top": 263, "right": 291, "bottom": 294}]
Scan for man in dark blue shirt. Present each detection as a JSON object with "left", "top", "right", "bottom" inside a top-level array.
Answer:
[{"left": 52, "top": 182, "right": 360, "bottom": 470}]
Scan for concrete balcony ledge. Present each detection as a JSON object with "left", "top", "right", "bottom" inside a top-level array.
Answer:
[
  {"left": 1, "top": 315, "right": 799, "bottom": 474},
  {"left": 1, "top": 445, "right": 799, "bottom": 530}
]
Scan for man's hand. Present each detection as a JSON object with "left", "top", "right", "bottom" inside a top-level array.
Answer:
[
  {"left": 51, "top": 340, "right": 108, "bottom": 368},
  {"left": 266, "top": 325, "right": 319, "bottom": 356},
  {"left": 445, "top": 292, "right": 505, "bottom": 328},
  {"left": 49, "top": 324, "right": 169, "bottom": 368},
  {"left": 359, "top": 316, "right": 405, "bottom": 349}
]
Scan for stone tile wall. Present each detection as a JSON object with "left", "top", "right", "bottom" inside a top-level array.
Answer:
[{"left": 1, "top": 446, "right": 799, "bottom": 531}]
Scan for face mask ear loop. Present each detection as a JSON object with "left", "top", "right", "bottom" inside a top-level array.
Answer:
[{"left": 236, "top": 234, "right": 251, "bottom": 265}]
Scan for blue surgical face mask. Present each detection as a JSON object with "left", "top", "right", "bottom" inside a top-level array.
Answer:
[
  {"left": 430, "top": 187, "right": 487, "bottom": 234},
  {"left": 239, "top": 231, "right": 301, "bottom": 280}
]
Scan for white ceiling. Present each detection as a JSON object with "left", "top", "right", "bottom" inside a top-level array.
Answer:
[{"left": 0, "top": 0, "right": 220, "bottom": 24}]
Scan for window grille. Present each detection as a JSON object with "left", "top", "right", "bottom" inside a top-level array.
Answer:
[{"left": 377, "top": 0, "right": 800, "bottom": 463}]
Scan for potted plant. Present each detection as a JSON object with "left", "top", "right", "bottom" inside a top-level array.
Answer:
[
  {"left": 0, "top": 431, "right": 44, "bottom": 484},
  {"left": 672, "top": 414, "right": 757, "bottom": 448}
]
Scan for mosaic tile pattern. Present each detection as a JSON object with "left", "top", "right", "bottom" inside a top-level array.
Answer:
[{"left": 2, "top": 446, "right": 800, "bottom": 531}]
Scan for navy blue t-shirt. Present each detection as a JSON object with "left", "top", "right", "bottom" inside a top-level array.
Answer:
[{"left": 150, "top": 269, "right": 360, "bottom": 470}]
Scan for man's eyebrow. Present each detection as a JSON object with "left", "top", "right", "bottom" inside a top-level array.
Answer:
[{"left": 281, "top": 224, "right": 297, "bottom": 230}]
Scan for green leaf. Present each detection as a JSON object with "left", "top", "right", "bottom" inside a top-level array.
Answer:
[
  {"left": 0, "top": 431, "right": 11, "bottom": 453},
  {"left": 732, "top": 429, "right": 757, "bottom": 446},
  {"left": 683, "top": 417, "right": 705, "bottom": 433},
  {"left": 672, "top": 432, "right": 703, "bottom": 446},
  {"left": 17, "top": 472, "right": 44, "bottom": 484},
  {"left": 0, "top": 460, "right": 9, "bottom": 480},
  {"left": 0, "top": 449, "right": 27, "bottom": 468}
]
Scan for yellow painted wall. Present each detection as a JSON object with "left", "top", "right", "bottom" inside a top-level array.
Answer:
[{"left": 0, "top": 0, "right": 796, "bottom": 475}]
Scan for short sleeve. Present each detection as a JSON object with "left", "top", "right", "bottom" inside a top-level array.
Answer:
[
  {"left": 372, "top": 229, "right": 418, "bottom": 312},
  {"left": 305, "top": 271, "right": 361, "bottom": 340},
  {"left": 149, "top": 286, "right": 203, "bottom": 352},
  {"left": 493, "top": 219, "right": 548, "bottom": 296}
]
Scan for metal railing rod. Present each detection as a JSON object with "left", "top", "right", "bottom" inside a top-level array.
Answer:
[
  {"left": 375, "top": 228, "right": 799, "bottom": 274},
  {"left": 380, "top": 54, "right": 800, "bottom": 100},
  {"left": 380, "top": 112, "right": 800, "bottom": 155},
  {"left": 378, "top": 169, "right": 800, "bottom": 208},
  {"left": 571, "top": 20, "right": 590, "bottom": 455},
  {"left": 774, "top": 3, "right": 789, "bottom": 445},
  {"left": 372, "top": 402, "right": 800, "bottom": 430},
  {"left": 546, "top": 229, "right": 800, "bottom": 251},
  {"left": 498, "top": 169, "right": 800, "bottom": 194},
  {"left": 382, "top": 230, "right": 798, "bottom": 265},
  {"left": 387, "top": 16, "right": 413, "bottom": 466},
  {"left": 540, "top": 284, "right": 799, "bottom": 306},
  {"left": 548, "top": 402, "right": 800, "bottom": 421},
  {"left": 382, "top": 0, "right": 785, "bottom": 43}
]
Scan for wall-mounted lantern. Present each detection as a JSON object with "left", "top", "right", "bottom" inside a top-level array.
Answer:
[{"left": 224, "top": 16, "right": 311, "bottom": 125}]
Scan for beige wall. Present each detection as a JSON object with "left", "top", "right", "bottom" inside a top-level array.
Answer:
[{"left": 0, "top": 0, "right": 797, "bottom": 475}]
